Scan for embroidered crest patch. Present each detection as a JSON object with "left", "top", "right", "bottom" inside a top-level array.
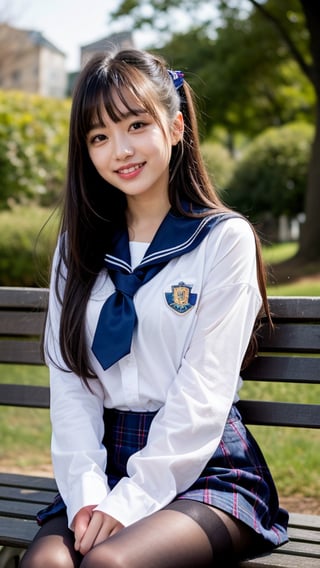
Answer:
[{"left": 165, "top": 282, "right": 197, "bottom": 314}]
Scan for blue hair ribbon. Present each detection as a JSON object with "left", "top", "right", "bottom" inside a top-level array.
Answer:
[{"left": 168, "top": 69, "right": 184, "bottom": 90}]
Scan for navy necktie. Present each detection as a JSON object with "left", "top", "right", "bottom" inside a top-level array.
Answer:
[{"left": 92, "top": 210, "right": 232, "bottom": 370}]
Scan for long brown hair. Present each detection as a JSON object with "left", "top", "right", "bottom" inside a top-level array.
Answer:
[{"left": 47, "top": 48, "right": 270, "bottom": 379}]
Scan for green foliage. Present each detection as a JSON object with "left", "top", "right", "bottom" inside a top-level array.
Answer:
[
  {"left": 114, "top": 1, "right": 315, "bottom": 138},
  {"left": 226, "top": 122, "right": 313, "bottom": 219},
  {"left": 0, "top": 90, "right": 70, "bottom": 209},
  {"left": 0, "top": 206, "right": 58, "bottom": 286},
  {"left": 200, "top": 140, "right": 235, "bottom": 192}
]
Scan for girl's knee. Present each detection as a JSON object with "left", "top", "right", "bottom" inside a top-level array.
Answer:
[
  {"left": 20, "top": 543, "right": 79, "bottom": 568},
  {"left": 20, "top": 514, "right": 80, "bottom": 568},
  {"left": 80, "top": 545, "right": 128, "bottom": 568}
]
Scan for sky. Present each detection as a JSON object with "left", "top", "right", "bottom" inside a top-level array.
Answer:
[{"left": 4, "top": 0, "right": 157, "bottom": 71}]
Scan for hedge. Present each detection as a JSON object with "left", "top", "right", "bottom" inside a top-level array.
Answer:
[
  {"left": 226, "top": 122, "right": 313, "bottom": 219},
  {"left": 0, "top": 90, "right": 70, "bottom": 209},
  {"left": 0, "top": 206, "right": 58, "bottom": 286},
  {"left": 200, "top": 141, "right": 235, "bottom": 194}
]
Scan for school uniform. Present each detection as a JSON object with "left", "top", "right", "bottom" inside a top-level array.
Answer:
[{"left": 41, "top": 211, "right": 288, "bottom": 550}]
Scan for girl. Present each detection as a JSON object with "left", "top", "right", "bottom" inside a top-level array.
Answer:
[{"left": 21, "top": 49, "right": 288, "bottom": 568}]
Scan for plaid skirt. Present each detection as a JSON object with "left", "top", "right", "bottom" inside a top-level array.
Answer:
[{"left": 37, "top": 405, "right": 288, "bottom": 549}]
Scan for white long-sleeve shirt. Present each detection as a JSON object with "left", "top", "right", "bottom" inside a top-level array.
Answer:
[{"left": 46, "top": 217, "right": 262, "bottom": 528}]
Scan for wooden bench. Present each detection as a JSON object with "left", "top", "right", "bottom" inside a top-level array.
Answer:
[{"left": 0, "top": 286, "right": 319, "bottom": 568}]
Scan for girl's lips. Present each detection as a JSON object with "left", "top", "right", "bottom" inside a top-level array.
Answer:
[{"left": 116, "top": 162, "right": 146, "bottom": 178}]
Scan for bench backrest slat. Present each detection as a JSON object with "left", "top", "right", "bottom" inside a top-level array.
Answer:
[
  {"left": 0, "top": 287, "right": 48, "bottom": 309},
  {"left": 0, "top": 340, "right": 44, "bottom": 365},
  {"left": 237, "top": 400, "right": 320, "bottom": 428},
  {"left": 0, "top": 384, "right": 49, "bottom": 408},
  {"left": 268, "top": 296, "right": 320, "bottom": 320},
  {"left": 0, "top": 287, "right": 48, "bottom": 365},
  {"left": 239, "top": 296, "right": 320, "bottom": 426},
  {"left": 259, "top": 322, "right": 320, "bottom": 353},
  {"left": 242, "top": 356, "right": 320, "bottom": 384},
  {"left": 0, "top": 289, "right": 319, "bottom": 430},
  {"left": 0, "top": 311, "right": 46, "bottom": 336}
]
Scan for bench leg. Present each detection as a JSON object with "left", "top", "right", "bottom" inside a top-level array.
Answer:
[{"left": 0, "top": 547, "right": 24, "bottom": 568}]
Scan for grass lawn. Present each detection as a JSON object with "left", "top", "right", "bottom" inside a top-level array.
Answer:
[
  {"left": 263, "top": 242, "right": 320, "bottom": 295},
  {"left": 0, "top": 365, "right": 51, "bottom": 470},
  {"left": 263, "top": 242, "right": 299, "bottom": 265},
  {"left": 240, "top": 380, "right": 320, "bottom": 499}
]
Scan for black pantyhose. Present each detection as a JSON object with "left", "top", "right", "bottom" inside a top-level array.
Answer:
[
  {"left": 20, "top": 500, "right": 258, "bottom": 568},
  {"left": 20, "top": 513, "right": 82, "bottom": 568}
]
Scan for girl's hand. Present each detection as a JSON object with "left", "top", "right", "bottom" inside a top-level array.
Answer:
[
  {"left": 76, "top": 510, "right": 124, "bottom": 555},
  {"left": 74, "top": 505, "right": 97, "bottom": 552}
]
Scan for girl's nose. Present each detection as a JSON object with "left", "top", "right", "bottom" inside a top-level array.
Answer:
[{"left": 115, "top": 138, "right": 134, "bottom": 160}]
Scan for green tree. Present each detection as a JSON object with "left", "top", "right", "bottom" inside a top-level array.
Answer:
[
  {"left": 226, "top": 122, "right": 313, "bottom": 219},
  {"left": 155, "top": 20, "right": 313, "bottom": 144},
  {"left": 112, "top": 0, "right": 320, "bottom": 263}
]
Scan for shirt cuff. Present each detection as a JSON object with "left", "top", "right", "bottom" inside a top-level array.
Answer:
[
  {"left": 94, "top": 477, "right": 175, "bottom": 526},
  {"left": 68, "top": 469, "right": 110, "bottom": 528}
]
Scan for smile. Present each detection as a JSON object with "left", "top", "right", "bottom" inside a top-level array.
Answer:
[{"left": 117, "top": 162, "right": 145, "bottom": 175}]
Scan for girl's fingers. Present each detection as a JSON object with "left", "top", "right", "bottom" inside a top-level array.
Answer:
[
  {"left": 78, "top": 511, "right": 123, "bottom": 555},
  {"left": 73, "top": 505, "right": 96, "bottom": 551}
]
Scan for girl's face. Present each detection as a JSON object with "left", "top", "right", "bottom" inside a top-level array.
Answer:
[{"left": 86, "top": 90, "right": 183, "bottom": 203}]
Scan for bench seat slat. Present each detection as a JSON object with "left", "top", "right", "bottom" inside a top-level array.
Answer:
[
  {"left": 0, "top": 516, "right": 39, "bottom": 548},
  {"left": 0, "top": 473, "right": 56, "bottom": 491},
  {"left": 242, "top": 551, "right": 320, "bottom": 567},
  {"left": 289, "top": 513, "right": 320, "bottom": 530},
  {"left": 276, "top": 540, "right": 320, "bottom": 557},
  {"left": 238, "top": 400, "right": 320, "bottom": 428},
  {"left": 289, "top": 526, "right": 320, "bottom": 544},
  {"left": 0, "top": 486, "right": 56, "bottom": 504},
  {"left": 0, "top": 384, "right": 50, "bottom": 408},
  {"left": 0, "top": 499, "right": 46, "bottom": 519}
]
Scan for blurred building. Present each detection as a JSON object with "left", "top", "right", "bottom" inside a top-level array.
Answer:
[
  {"left": 80, "top": 31, "right": 135, "bottom": 68},
  {"left": 0, "top": 24, "right": 67, "bottom": 98},
  {"left": 67, "top": 31, "right": 135, "bottom": 96}
]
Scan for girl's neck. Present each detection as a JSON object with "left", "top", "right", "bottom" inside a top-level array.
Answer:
[{"left": 126, "top": 194, "right": 170, "bottom": 242}]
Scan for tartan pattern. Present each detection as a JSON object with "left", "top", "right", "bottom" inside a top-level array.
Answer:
[
  {"left": 176, "top": 406, "right": 288, "bottom": 546},
  {"left": 103, "top": 408, "right": 158, "bottom": 489},
  {"left": 37, "top": 405, "right": 288, "bottom": 549},
  {"left": 103, "top": 405, "right": 288, "bottom": 547}
]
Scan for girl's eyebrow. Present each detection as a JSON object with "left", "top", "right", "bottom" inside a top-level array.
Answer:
[
  {"left": 89, "top": 108, "right": 148, "bottom": 131},
  {"left": 121, "top": 108, "right": 148, "bottom": 118}
]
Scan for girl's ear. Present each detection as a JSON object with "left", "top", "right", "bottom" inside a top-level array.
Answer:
[{"left": 171, "top": 112, "right": 184, "bottom": 146}]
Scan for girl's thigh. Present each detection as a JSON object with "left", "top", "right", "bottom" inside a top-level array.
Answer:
[
  {"left": 80, "top": 500, "right": 257, "bottom": 568},
  {"left": 20, "top": 513, "right": 82, "bottom": 568}
]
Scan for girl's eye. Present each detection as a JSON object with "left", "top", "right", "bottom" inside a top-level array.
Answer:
[
  {"left": 89, "top": 133, "right": 108, "bottom": 144},
  {"left": 130, "top": 121, "right": 146, "bottom": 131}
]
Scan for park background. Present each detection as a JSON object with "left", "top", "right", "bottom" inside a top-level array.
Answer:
[{"left": 0, "top": 0, "right": 319, "bottom": 515}]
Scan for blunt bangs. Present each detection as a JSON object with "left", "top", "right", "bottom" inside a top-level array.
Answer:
[{"left": 79, "top": 60, "right": 164, "bottom": 138}]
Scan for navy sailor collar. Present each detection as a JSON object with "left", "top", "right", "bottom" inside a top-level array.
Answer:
[
  {"left": 92, "top": 206, "right": 236, "bottom": 370},
  {"left": 105, "top": 207, "right": 231, "bottom": 273}
]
